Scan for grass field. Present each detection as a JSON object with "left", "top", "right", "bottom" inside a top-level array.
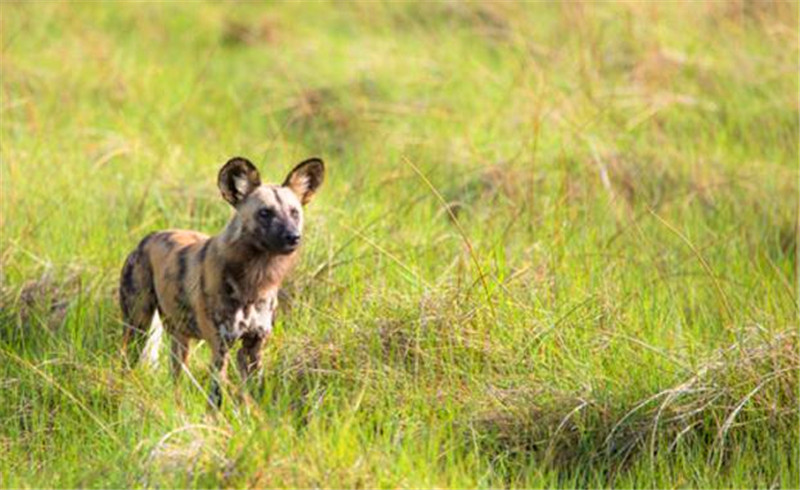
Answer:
[{"left": 1, "top": 2, "right": 798, "bottom": 488}]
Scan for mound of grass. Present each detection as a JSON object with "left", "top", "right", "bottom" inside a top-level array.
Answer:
[{"left": 1, "top": 2, "right": 797, "bottom": 488}]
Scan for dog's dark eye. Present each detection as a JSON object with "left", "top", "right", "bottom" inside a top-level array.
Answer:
[
  {"left": 257, "top": 208, "right": 275, "bottom": 221},
  {"left": 289, "top": 208, "right": 300, "bottom": 220}
]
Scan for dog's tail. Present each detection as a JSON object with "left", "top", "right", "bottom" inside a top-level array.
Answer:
[
  {"left": 140, "top": 311, "right": 164, "bottom": 369},
  {"left": 119, "top": 234, "right": 158, "bottom": 368}
]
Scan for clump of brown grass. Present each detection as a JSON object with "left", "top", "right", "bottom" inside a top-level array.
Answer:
[
  {"left": 286, "top": 87, "right": 355, "bottom": 140},
  {"left": 220, "top": 17, "right": 279, "bottom": 47},
  {"left": 278, "top": 83, "right": 375, "bottom": 154},
  {"left": 0, "top": 269, "right": 82, "bottom": 333},
  {"left": 266, "top": 335, "right": 345, "bottom": 421},
  {"left": 140, "top": 424, "right": 233, "bottom": 487},
  {"left": 388, "top": 3, "right": 512, "bottom": 42},
  {"left": 467, "top": 326, "right": 798, "bottom": 476},
  {"left": 599, "top": 152, "right": 681, "bottom": 210},
  {"left": 444, "top": 163, "right": 534, "bottom": 220}
]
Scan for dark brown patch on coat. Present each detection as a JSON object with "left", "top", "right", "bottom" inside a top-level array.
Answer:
[
  {"left": 272, "top": 188, "right": 283, "bottom": 206},
  {"left": 198, "top": 240, "right": 211, "bottom": 264},
  {"left": 120, "top": 232, "right": 157, "bottom": 317},
  {"left": 157, "top": 232, "right": 178, "bottom": 249},
  {"left": 175, "top": 246, "right": 199, "bottom": 336}
]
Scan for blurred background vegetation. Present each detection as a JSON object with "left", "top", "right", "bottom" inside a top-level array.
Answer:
[{"left": 1, "top": 2, "right": 798, "bottom": 488}]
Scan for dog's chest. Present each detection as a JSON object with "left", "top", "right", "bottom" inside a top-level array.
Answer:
[{"left": 218, "top": 291, "right": 277, "bottom": 342}]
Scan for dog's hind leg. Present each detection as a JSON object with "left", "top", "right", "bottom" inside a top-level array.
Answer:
[
  {"left": 119, "top": 243, "right": 158, "bottom": 369},
  {"left": 170, "top": 334, "right": 190, "bottom": 382}
]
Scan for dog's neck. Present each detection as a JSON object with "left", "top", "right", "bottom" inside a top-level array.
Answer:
[{"left": 214, "top": 216, "right": 297, "bottom": 298}]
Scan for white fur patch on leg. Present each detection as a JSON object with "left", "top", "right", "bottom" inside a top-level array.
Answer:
[{"left": 141, "top": 311, "right": 164, "bottom": 369}]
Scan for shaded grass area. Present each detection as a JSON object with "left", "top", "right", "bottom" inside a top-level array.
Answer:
[{"left": 1, "top": 2, "right": 798, "bottom": 488}]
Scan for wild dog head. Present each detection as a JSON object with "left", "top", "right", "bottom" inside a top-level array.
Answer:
[{"left": 218, "top": 156, "right": 325, "bottom": 254}]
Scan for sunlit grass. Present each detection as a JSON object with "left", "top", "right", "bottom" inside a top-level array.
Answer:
[{"left": 1, "top": 2, "right": 797, "bottom": 488}]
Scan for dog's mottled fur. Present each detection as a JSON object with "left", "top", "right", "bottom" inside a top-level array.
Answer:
[{"left": 119, "top": 157, "right": 324, "bottom": 407}]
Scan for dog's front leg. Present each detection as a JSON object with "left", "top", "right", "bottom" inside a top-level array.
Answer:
[
  {"left": 208, "top": 335, "right": 230, "bottom": 410},
  {"left": 236, "top": 333, "right": 266, "bottom": 392}
]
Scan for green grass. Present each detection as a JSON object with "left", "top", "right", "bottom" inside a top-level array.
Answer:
[{"left": 1, "top": 2, "right": 798, "bottom": 488}]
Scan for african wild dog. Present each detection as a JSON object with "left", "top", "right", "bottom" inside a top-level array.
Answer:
[{"left": 119, "top": 157, "right": 324, "bottom": 407}]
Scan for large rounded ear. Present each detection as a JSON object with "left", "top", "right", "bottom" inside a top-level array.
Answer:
[
  {"left": 218, "top": 157, "right": 261, "bottom": 206},
  {"left": 282, "top": 158, "right": 325, "bottom": 205}
]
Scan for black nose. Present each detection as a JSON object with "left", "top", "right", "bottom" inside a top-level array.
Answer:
[{"left": 284, "top": 232, "right": 301, "bottom": 246}]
